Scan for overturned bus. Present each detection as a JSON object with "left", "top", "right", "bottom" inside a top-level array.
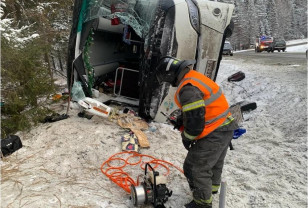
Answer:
[{"left": 67, "top": 0, "right": 234, "bottom": 122}]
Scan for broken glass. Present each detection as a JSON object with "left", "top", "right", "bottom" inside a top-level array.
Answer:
[{"left": 83, "top": 0, "right": 159, "bottom": 38}]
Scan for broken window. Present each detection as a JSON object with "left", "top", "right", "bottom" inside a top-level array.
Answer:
[{"left": 83, "top": 0, "right": 159, "bottom": 38}]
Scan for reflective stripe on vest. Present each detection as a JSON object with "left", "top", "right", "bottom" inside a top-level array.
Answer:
[
  {"left": 205, "top": 108, "right": 230, "bottom": 125},
  {"left": 220, "top": 115, "right": 234, "bottom": 127},
  {"left": 174, "top": 70, "right": 231, "bottom": 139},
  {"left": 182, "top": 100, "right": 205, "bottom": 112},
  {"left": 177, "top": 79, "right": 223, "bottom": 107}
]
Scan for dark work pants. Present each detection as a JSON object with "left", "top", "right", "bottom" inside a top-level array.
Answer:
[{"left": 183, "top": 129, "right": 233, "bottom": 203}]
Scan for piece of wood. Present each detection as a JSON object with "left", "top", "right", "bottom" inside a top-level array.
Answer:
[
  {"left": 130, "top": 128, "right": 150, "bottom": 148},
  {"left": 117, "top": 115, "right": 149, "bottom": 130}
]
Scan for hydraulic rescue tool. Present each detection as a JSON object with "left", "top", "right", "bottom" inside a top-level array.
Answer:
[{"left": 130, "top": 163, "right": 172, "bottom": 208}]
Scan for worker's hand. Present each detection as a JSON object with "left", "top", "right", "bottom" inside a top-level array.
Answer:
[{"left": 181, "top": 132, "right": 193, "bottom": 151}]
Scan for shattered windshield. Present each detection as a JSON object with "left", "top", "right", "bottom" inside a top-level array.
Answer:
[{"left": 83, "top": 0, "right": 159, "bottom": 38}]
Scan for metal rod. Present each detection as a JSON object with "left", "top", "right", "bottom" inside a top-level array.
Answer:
[
  {"left": 113, "top": 67, "right": 139, "bottom": 99},
  {"left": 114, "top": 67, "right": 119, "bottom": 96},
  {"left": 119, "top": 68, "right": 125, "bottom": 96},
  {"left": 66, "top": 56, "right": 80, "bottom": 115},
  {"left": 219, "top": 180, "right": 227, "bottom": 208}
]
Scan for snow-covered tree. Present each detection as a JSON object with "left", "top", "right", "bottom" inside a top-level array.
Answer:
[
  {"left": 1, "top": 0, "right": 73, "bottom": 137},
  {"left": 220, "top": 0, "right": 307, "bottom": 48},
  {"left": 0, "top": 0, "right": 40, "bottom": 46}
]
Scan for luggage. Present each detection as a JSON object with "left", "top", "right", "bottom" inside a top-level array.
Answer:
[{"left": 1, "top": 135, "right": 23, "bottom": 157}]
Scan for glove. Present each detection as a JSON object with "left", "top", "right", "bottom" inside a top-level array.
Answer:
[{"left": 181, "top": 132, "right": 193, "bottom": 151}]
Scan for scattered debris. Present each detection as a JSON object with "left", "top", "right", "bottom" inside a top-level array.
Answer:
[
  {"left": 71, "top": 81, "right": 86, "bottom": 101},
  {"left": 116, "top": 114, "right": 150, "bottom": 147},
  {"left": 43, "top": 113, "right": 69, "bottom": 123},
  {"left": 78, "top": 97, "right": 112, "bottom": 118},
  {"left": 91, "top": 88, "right": 100, "bottom": 98},
  {"left": 130, "top": 128, "right": 150, "bottom": 148},
  {"left": 1, "top": 135, "right": 23, "bottom": 157},
  {"left": 149, "top": 125, "right": 157, "bottom": 132},
  {"left": 62, "top": 88, "right": 69, "bottom": 95},
  {"left": 121, "top": 132, "right": 139, "bottom": 152},
  {"left": 237, "top": 101, "right": 257, "bottom": 112},
  {"left": 78, "top": 111, "right": 93, "bottom": 120},
  {"left": 233, "top": 128, "right": 247, "bottom": 139},
  {"left": 52, "top": 93, "right": 62, "bottom": 101},
  {"left": 227, "top": 71, "right": 245, "bottom": 82},
  {"left": 117, "top": 115, "right": 149, "bottom": 130}
]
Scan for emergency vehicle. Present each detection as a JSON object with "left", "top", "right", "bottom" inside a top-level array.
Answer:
[{"left": 255, "top": 35, "right": 273, "bottom": 52}]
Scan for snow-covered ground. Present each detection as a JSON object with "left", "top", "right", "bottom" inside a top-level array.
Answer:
[
  {"left": 216, "top": 51, "right": 307, "bottom": 208},
  {"left": 286, "top": 43, "right": 308, "bottom": 53},
  {"left": 1, "top": 44, "right": 307, "bottom": 208},
  {"left": 286, "top": 38, "right": 308, "bottom": 46}
]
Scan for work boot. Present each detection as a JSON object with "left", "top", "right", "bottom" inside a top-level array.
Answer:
[{"left": 184, "top": 200, "right": 212, "bottom": 208}]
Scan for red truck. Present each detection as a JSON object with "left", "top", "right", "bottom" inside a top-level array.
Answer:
[{"left": 255, "top": 36, "right": 273, "bottom": 52}]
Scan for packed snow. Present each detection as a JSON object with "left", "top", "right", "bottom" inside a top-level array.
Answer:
[
  {"left": 1, "top": 44, "right": 307, "bottom": 208},
  {"left": 285, "top": 44, "right": 308, "bottom": 53},
  {"left": 285, "top": 39, "right": 308, "bottom": 52},
  {"left": 286, "top": 39, "right": 308, "bottom": 46}
]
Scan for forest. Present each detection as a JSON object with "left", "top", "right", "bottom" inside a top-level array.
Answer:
[
  {"left": 220, "top": 0, "right": 307, "bottom": 49},
  {"left": 1, "top": 0, "right": 307, "bottom": 136}
]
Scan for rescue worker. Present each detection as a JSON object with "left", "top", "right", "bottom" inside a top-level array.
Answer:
[{"left": 156, "top": 57, "right": 238, "bottom": 208}]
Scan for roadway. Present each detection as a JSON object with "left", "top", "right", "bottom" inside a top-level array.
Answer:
[{"left": 224, "top": 49, "right": 307, "bottom": 67}]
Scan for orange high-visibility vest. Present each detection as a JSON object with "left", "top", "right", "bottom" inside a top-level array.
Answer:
[{"left": 174, "top": 70, "right": 231, "bottom": 139}]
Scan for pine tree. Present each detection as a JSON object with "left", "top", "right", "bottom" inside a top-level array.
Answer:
[
  {"left": 267, "top": 0, "right": 279, "bottom": 38},
  {"left": 1, "top": 0, "right": 73, "bottom": 137},
  {"left": 220, "top": 0, "right": 307, "bottom": 43},
  {"left": 247, "top": 0, "right": 258, "bottom": 45}
]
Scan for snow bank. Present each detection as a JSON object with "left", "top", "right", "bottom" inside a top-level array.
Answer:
[
  {"left": 286, "top": 38, "right": 308, "bottom": 46},
  {"left": 286, "top": 44, "right": 308, "bottom": 53}
]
